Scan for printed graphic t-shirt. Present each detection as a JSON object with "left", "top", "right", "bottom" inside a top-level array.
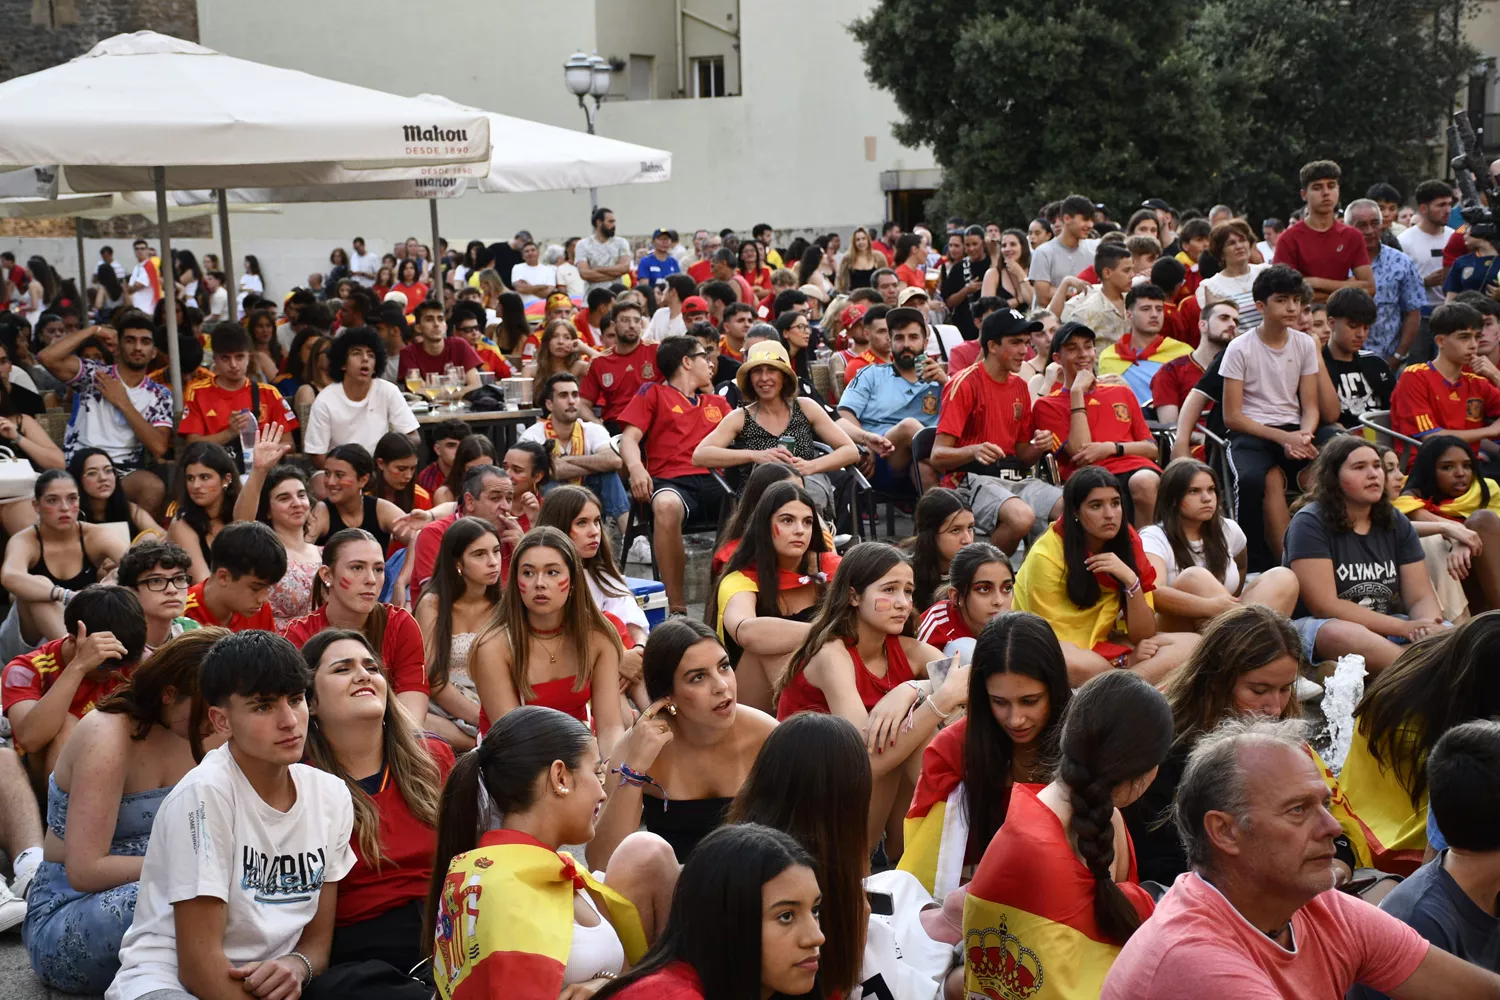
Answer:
[
  {"left": 1282, "top": 501, "right": 1424, "bottom": 619},
  {"left": 106, "top": 745, "right": 356, "bottom": 1000}
]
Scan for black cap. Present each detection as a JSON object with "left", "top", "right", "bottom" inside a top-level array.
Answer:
[
  {"left": 1048, "top": 321, "right": 1096, "bottom": 364},
  {"left": 981, "top": 307, "right": 1043, "bottom": 342},
  {"left": 1141, "top": 198, "right": 1173, "bottom": 214}
]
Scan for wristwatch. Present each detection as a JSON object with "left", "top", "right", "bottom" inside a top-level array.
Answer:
[{"left": 1115, "top": 442, "right": 1124, "bottom": 457}]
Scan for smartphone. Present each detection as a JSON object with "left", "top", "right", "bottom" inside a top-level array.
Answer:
[{"left": 866, "top": 889, "right": 894, "bottom": 916}]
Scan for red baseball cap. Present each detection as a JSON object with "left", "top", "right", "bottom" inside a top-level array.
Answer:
[
  {"left": 683, "top": 295, "right": 710, "bottom": 315},
  {"left": 843, "top": 303, "right": 868, "bottom": 326}
]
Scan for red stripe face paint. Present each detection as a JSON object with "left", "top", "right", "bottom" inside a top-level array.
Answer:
[
  {"left": 557, "top": 577, "right": 570, "bottom": 594},
  {"left": 875, "top": 598, "right": 893, "bottom": 611},
  {"left": 338, "top": 576, "right": 353, "bottom": 590}
]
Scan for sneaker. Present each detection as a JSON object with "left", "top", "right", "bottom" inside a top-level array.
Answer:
[
  {"left": 0, "top": 876, "right": 25, "bottom": 934},
  {"left": 1296, "top": 676, "right": 1324, "bottom": 702},
  {"left": 9, "top": 845, "right": 40, "bottom": 899},
  {"left": 627, "top": 536, "right": 652, "bottom": 564}
]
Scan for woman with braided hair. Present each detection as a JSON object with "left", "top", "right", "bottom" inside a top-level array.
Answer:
[{"left": 962, "top": 670, "right": 1172, "bottom": 1000}]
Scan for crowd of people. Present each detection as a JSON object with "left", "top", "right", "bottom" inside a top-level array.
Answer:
[{"left": 0, "top": 156, "right": 1498, "bottom": 999}]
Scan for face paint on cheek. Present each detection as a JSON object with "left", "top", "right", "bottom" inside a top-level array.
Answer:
[
  {"left": 557, "top": 578, "right": 570, "bottom": 594},
  {"left": 338, "top": 576, "right": 352, "bottom": 590},
  {"left": 875, "top": 598, "right": 893, "bottom": 611}
]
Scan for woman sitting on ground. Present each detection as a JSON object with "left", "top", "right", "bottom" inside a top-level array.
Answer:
[
  {"left": 963, "top": 671, "right": 1169, "bottom": 1000},
  {"left": 280, "top": 528, "right": 431, "bottom": 721},
  {"left": 1283, "top": 435, "right": 1444, "bottom": 673},
  {"left": 712, "top": 462, "right": 801, "bottom": 578},
  {"left": 1013, "top": 466, "right": 1198, "bottom": 685},
  {"left": 1140, "top": 458, "right": 1299, "bottom": 630},
  {"left": 68, "top": 448, "right": 162, "bottom": 542},
  {"left": 535, "top": 484, "right": 649, "bottom": 706},
  {"left": 425, "top": 706, "right": 679, "bottom": 998},
  {"left": 22, "top": 628, "right": 224, "bottom": 995},
  {"left": 522, "top": 319, "right": 591, "bottom": 384},
  {"left": 691, "top": 339, "right": 859, "bottom": 515},
  {"left": 301, "top": 628, "right": 452, "bottom": 981},
  {"left": 308, "top": 443, "right": 414, "bottom": 556},
  {"left": 776, "top": 541, "right": 969, "bottom": 858},
  {"left": 415, "top": 516, "right": 501, "bottom": 751},
  {"left": 1379, "top": 442, "right": 1469, "bottom": 623},
  {"left": 711, "top": 482, "right": 839, "bottom": 712},
  {"left": 591, "top": 619, "right": 774, "bottom": 870},
  {"left": 900, "top": 611, "right": 1069, "bottom": 899},
  {"left": 470, "top": 526, "right": 626, "bottom": 756},
  {"left": 431, "top": 434, "right": 497, "bottom": 507},
  {"left": 1122, "top": 604, "right": 1367, "bottom": 887},
  {"left": 1392, "top": 433, "right": 1500, "bottom": 617},
  {"left": 592, "top": 824, "right": 825, "bottom": 1000},
  {"left": 916, "top": 542, "right": 1014, "bottom": 657},
  {"left": 370, "top": 431, "right": 432, "bottom": 516},
  {"left": 1341, "top": 610, "right": 1500, "bottom": 874},
  {"left": 908, "top": 488, "right": 976, "bottom": 615},
  {"left": 1, "top": 470, "right": 128, "bottom": 646},
  {"left": 234, "top": 427, "right": 321, "bottom": 629},
  {"left": 502, "top": 440, "right": 551, "bottom": 518},
  {"left": 164, "top": 441, "right": 238, "bottom": 583}
]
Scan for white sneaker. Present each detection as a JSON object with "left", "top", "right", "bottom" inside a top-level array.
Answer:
[
  {"left": 0, "top": 876, "right": 25, "bottom": 934},
  {"left": 1296, "top": 676, "right": 1324, "bottom": 702},
  {"left": 10, "top": 846, "right": 40, "bottom": 899},
  {"left": 627, "top": 536, "right": 652, "bottom": 564}
]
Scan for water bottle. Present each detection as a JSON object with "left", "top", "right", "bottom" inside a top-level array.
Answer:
[{"left": 237, "top": 409, "right": 257, "bottom": 460}]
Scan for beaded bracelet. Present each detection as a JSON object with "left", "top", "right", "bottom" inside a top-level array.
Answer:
[
  {"left": 1123, "top": 578, "right": 1142, "bottom": 599},
  {"left": 613, "top": 764, "right": 670, "bottom": 810}
]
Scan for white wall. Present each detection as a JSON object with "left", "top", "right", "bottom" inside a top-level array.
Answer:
[{"left": 5, "top": 0, "right": 937, "bottom": 300}]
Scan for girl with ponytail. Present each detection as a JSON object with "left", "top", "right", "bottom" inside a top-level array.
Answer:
[{"left": 962, "top": 670, "right": 1172, "bottom": 999}]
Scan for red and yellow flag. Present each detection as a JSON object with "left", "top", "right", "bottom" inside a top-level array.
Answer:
[
  {"left": 900, "top": 718, "right": 968, "bottom": 897},
  {"left": 1337, "top": 723, "right": 1428, "bottom": 875},
  {"left": 963, "top": 785, "right": 1152, "bottom": 1000},
  {"left": 1303, "top": 743, "right": 1374, "bottom": 870},
  {"left": 433, "top": 829, "right": 648, "bottom": 1000}
]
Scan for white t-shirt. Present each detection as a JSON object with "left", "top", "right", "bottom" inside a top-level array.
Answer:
[
  {"left": 129, "top": 262, "right": 156, "bottom": 312},
  {"left": 1140, "top": 520, "right": 1248, "bottom": 595},
  {"left": 303, "top": 378, "right": 420, "bottom": 456},
  {"left": 925, "top": 323, "right": 964, "bottom": 361},
  {"left": 239, "top": 273, "right": 264, "bottom": 307},
  {"left": 1255, "top": 240, "right": 1274, "bottom": 263},
  {"left": 511, "top": 262, "right": 558, "bottom": 296},
  {"left": 106, "top": 745, "right": 355, "bottom": 1000},
  {"left": 1196, "top": 264, "right": 1267, "bottom": 331},
  {"left": 349, "top": 250, "right": 380, "bottom": 287},
  {"left": 1398, "top": 225, "right": 1454, "bottom": 307},
  {"left": 577, "top": 235, "right": 632, "bottom": 293},
  {"left": 588, "top": 572, "right": 648, "bottom": 634},
  {"left": 1218, "top": 328, "right": 1320, "bottom": 427},
  {"left": 518, "top": 417, "right": 612, "bottom": 460},
  {"left": 644, "top": 306, "right": 685, "bottom": 342},
  {"left": 1028, "top": 237, "right": 1099, "bottom": 288},
  {"left": 205, "top": 285, "right": 229, "bottom": 321},
  {"left": 557, "top": 262, "right": 586, "bottom": 298}
]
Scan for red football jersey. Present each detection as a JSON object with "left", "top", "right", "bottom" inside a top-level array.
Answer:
[
  {"left": 617, "top": 383, "right": 734, "bottom": 480},
  {"left": 917, "top": 599, "right": 975, "bottom": 649},
  {"left": 182, "top": 581, "right": 275, "bottom": 632},
  {"left": 1271, "top": 220, "right": 1371, "bottom": 282},
  {"left": 1, "top": 637, "right": 134, "bottom": 719},
  {"left": 280, "top": 605, "right": 429, "bottom": 695},
  {"left": 580, "top": 343, "right": 661, "bottom": 422},
  {"left": 1150, "top": 354, "right": 1210, "bottom": 413},
  {"left": 1032, "top": 383, "right": 1159, "bottom": 479},
  {"left": 178, "top": 376, "right": 298, "bottom": 438},
  {"left": 1391, "top": 362, "right": 1500, "bottom": 443}
]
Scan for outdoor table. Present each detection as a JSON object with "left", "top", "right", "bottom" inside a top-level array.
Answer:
[{"left": 413, "top": 404, "right": 541, "bottom": 456}]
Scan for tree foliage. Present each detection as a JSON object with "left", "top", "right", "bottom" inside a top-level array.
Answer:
[{"left": 852, "top": 0, "right": 1474, "bottom": 223}]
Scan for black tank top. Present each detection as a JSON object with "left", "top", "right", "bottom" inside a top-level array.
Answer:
[
  {"left": 31, "top": 525, "right": 100, "bottom": 591},
  {"left": 315, "top": 495, "right": 391, "bottom": 551},
  {"left": 642, "top": 795, "right": 733, "bottom": 863}
]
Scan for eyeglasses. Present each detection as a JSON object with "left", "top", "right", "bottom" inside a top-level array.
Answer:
[
  {"left": 686, "top": 351, "right": 707, "bottom": 360},
  {"left": 138, "top": 574, "right": 191, "bottom": 592},
  {"left": 457, "top": 325, "right": 480, "bottom": 334}
]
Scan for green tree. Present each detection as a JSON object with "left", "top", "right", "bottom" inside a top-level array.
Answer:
[
  {"left": 851, "top": 0, "right": 1226, "bottom": 223},
  {"left": 1194, "top": 0, "right": 1473, "bottom": 217}
]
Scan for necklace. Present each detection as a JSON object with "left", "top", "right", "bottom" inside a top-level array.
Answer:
[
  {"left": 532, "top": 623, "right": 565, "bottom": 638},
  {"left": 534, "top": 631, "right": 565, "bottom": 664}
]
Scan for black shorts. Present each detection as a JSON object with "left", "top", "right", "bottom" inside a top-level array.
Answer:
[{"left": 651, "top": 474, "right": 725, "bottom": 524}]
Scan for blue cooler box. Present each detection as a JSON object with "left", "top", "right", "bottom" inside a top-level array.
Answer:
[{"left": 626, "top": 576, "right": 669, "bottom": 630}]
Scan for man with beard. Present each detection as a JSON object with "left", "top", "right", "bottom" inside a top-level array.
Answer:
[
  {"left": 576, "top": 207, "right": 632, "bottom": 294},
  {"left": 1156, "top": 299, "right": 1239, "bottom": 432},
  {"left": 520, "top": 371, "right": 628, "bottom": 528},
  {"left": 40, "top": 311, "right": 173, "bottom": 518},
  {"left": 303, "top": 326, "right": 420, "bottom": 464},
  {"left": 837, "top": 306, "right": 945, "bottom": 491},
  {"left": 580, "top": 300, "right": 662, "bottom": 431}
]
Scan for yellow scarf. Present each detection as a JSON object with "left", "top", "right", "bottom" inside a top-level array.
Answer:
[{"left": 543, "top": 418, "right": 587, "bottom": 484}]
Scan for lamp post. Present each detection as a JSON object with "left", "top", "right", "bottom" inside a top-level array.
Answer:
[{"left": 564, "top": 50, "right": 613, "bottom": 211}]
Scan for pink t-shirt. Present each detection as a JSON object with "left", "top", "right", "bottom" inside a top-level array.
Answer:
[{"left": 1101, "top": 872, "right": 1428, "bottom": 999}]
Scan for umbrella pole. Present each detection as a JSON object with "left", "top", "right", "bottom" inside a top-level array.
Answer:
[
  {"left": 217, "top": 189, "right": 238, "bottom": 323},
  {"left": 429, "top": 198, "right": 443, "bottom": 303},
  {"left": 75, "top": 222, "right": 86, "bottom": 298},
  {"left": 155, "top": 167, "right": 183, "bottom": 418}
]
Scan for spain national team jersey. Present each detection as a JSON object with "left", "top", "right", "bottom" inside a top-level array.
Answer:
[
  {"left": 1391, "top": 362, "right": 1500, "bottom": 444},
  {"left": 1, "top": 637, "right": 134, "bottom": 719},
  {"left": 581, "top": 344, "right": 662, "bottom": 422},
  {"left": 1032, "top": 383, "right": 1159, "bottom": 480},
  {"left": 182, "top": 581, "right": 275, "bottom": 632},
  {"left": 936, "top": 364, "right": 1033, "bottom": 486},
  {"left": 616, "top": 382, "right": 733, "bottom": 480},
  {"left": 178, "top": 375, "right": 298, "bottom": 439}
]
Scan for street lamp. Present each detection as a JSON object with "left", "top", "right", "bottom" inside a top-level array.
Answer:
[{"left": 564, "top": 49, "right": 613, "bottom": 211}]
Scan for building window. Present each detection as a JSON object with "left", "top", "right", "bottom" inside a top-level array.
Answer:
[
  {"left": 691, "top": 56, "right": 725, "bottom": 99},
  {"left": 628, "top": 55, "right": 655, "bottom": 101}
]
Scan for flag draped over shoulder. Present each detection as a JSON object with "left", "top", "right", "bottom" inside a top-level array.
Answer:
[
  {"left": 1303, "top": 743, "right": 1374, "bottom": 870},
  {"left": 1337, "top": 723, "right": 1428, "bottom": 876},
  {"left": 1392, "top": 478, "right": 1500, "bottom": 522},
  {"left": 899, "top": 717, "right": 969, "bottom": 898},
  {"left": 433, "top": 829, "right": 648, "bottom": 1000},
  {"left": 963, "top": 785, "right": 1152, "bottom": 1000}
]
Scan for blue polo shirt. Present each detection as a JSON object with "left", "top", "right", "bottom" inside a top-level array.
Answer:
[
  {"left": 636, "top": 252, "right": 681, "bottom": 285},
  {"left": 837, "top": 363, "right": 942, "bottom": 436}
]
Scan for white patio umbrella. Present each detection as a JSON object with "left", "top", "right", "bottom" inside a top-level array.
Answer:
[{"left": 0, "top": 31, "right": 490, "bottom": 407}]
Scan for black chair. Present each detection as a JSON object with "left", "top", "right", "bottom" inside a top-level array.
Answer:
[{"left": 621, "top": 472, "right": 735, "bottom": 583}]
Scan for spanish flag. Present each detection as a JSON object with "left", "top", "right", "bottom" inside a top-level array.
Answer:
[
  {"left": 145, "top": 255, "right": 163, "bottom": 307},
  {"left": 1303, "top": 743, "right": 1374, "bottom": 870},
  {"left": 1337, "top": 721, "right": 1428, "bottom": 875},
  {"left": 1393, "top": 478, "right": 1500, "bottom": 522},
  {"left": 432, "top": 829, "right": 648, "bottom": 1000},
  {"left": 900, "top": 717, "right": 969, "bottom": 898},
  {"left": 964, "top": 785, "right": 1151, "bottom": 1000}
]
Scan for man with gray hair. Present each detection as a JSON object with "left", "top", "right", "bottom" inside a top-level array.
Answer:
[
  {"left": 1102, "top": 717, "right": 1500, "bottom": 998},
  {"left": 1346, "top": 197, "right": 1426, "bottom": 364}
]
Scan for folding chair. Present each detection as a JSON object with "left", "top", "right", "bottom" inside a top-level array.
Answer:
[
  {"left": 1357, "top": 410, "right": 1422, "bottom": 467},
  {"left": 622, "top": 471, "right": 735, "bottom": 583}
]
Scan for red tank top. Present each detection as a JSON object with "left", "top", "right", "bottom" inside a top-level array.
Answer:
[
  {"left": 526, "top": 675, "right": 593, "bottom": 722},
  {"left": 776, "top": 634, "right": 915, "bottom": 720}
]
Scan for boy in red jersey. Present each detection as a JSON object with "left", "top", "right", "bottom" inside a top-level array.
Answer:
[
  {"left": 181, "top": 522, "right": 286, "bottom": 632},
  {"left": 1391, "top": 301, "right": 1500, "bottom": 465},
  {"left": 179, "top": 323, "right": 297, "bottom": 472},
  {"left": 581, "top": 300, "right": 661, "bottom": 431}
]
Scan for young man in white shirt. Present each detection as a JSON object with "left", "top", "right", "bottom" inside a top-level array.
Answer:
[
  {"left": 520, "top": 371, "right": 628, "bottom": 528},
  {"left": 105, "top": 630, "right": 355, "bottom": 1000},
  {"left": 645, "top": 273, "right": 697, "bottom": 342},
  {"left": 576, "top": 206, "right": 633, "bottom": 294},
  {"left": 202, "top": 270, "right": 230, "bottom": 322},
  {"left": 126, "top": 239, "right": 160, "bottom": 313},
  {"left": 1398, "top": 179, "right": 1457, "bottom": 311},
  {"left": 302, "top": 326, "right": 421, "bottom": 465},
  {"left": 347, "top": 236, "right": 379, "bottom": 289},
  {"left": 1029, "top": 194, "right": 1100, "bottom": 303},
  {"left": 509, "top": 239, "right": 559, "bottom": 302}
]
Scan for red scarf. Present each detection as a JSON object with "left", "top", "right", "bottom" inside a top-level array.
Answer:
[
  {"left": 1050, "top": 519, "right": 1156, "bottom": 594},
  {"left": 738, "top": 550, "right": 841, "bottom": 591}
]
